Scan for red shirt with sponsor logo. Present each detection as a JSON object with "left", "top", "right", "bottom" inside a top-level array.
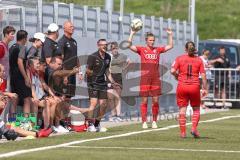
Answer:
[
  {"left": 172, "top": 54, "right": 205, "bottom": 85},
  {"left": 136, "top": 46, "right": 165, "bottom": 77}
]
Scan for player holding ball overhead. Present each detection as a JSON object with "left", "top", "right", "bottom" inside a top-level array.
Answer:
[{"left": 127, "top": 19, "right": 173, "bottom": 129}]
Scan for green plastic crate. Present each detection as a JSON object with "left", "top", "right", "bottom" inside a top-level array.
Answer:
[{"left": 15, "top": 113, "right": 40, "bottom": 131}]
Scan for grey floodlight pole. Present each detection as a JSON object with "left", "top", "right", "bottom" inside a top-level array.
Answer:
[
  {"left": 119, "top": 0, "right": 124, "bottom": 21},
  {"left": 190, "top": 0, "right": 195, "bottom": 41},
  {"left": 188, "top": 0, "right": 191, "bottom": 22},
  {"left": 118, "top": 0, "right": 124, "bottom": 40},
  {"left": 105, "top": 0, "right": 114, "bottom": 11}
]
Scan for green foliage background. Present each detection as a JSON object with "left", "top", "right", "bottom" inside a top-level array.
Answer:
[{"left": 45, "top": 0, "right": 240, "bottom": 40}]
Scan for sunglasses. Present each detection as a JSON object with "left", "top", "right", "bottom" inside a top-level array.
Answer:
[{"left": 99, "top": 44, "right": 108, "bottom": 46}]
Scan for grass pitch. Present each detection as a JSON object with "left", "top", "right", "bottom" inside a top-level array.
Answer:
[{"left": 1, "top": 110, "right": 240, "bottom": 160}]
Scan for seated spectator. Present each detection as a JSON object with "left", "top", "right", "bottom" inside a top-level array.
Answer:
[
  {"left": 27, "top": 57, "right": 50, "bottom": 128},
  {"left": 0, "top": 64, "right": 19, "bottom": 141},
  {"left": 0, "top": 64, "right": 18, "bottom": 115},
  {"left": 45, "top": 56, "right": 86, "bottom": 133},
  {"left": 38, "top": 60, "right": 60, "bottom": 129},
  {"left": 9, "top": 125, "right": 52, "bottom": 138}
]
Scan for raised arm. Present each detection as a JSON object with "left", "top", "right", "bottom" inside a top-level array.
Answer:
[
  {"left": 127, "top": 29, "right": 138, "bottom": 53},
  {"left": 164, "top": 28, "right": 173, "bottom": 51}
]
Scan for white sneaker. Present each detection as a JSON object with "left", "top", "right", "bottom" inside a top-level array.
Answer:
[
  {"left": 52, "top": 126, "right": 61, "bottom": 133},
  {"left": 115, "top": 116, "right": 123, "bottom": 122},
  {"left": 108, "top": 116, "right": 115, "bottom": 122},
  {"left": 57, "top": 125, "right": 69, "bottom": 133},
  {"left": 152, "top": 121, "right": 158, "bottom": 129},
  {"left": 87, "top": 124, "right": 97, "bottom": 132},
  {"left": 96, "top": 126, "right": 107, "bottom": 132},
  {"left": 142, "top": 122, "right": 148, "bottom": 129}
]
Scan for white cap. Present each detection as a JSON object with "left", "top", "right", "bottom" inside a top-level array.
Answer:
[
  {"left": 33, "top": 32, "right": 45, "bottom": 43},
  {"left": 47, "top": 23, "right": 59, "bottom": 32}
]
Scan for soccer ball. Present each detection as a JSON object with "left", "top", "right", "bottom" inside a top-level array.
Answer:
[{"left": 131, "top": 18, "right": 143, "bottom": 32}]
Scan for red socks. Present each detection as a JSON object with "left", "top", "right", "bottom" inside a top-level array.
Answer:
[
  {"left": 140, "top": 103, "right": 147, "bottom": 122},
  {"left": 178, "top": 114, "right": 186, "bottom": 134},
  {"left": 0, "top": 108, "right": 3, "bottom": 115},
  {"left": 192, "top": 108, "right": 200, "bottom": 132},
  {"left": 152, "top": 103, "right": 159, "bottom": 122},
  {"left": 141, "top": 103, "right": 159, "bottom": 122}
]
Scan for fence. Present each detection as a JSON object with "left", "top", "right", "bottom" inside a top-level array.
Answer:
[
  {"left": 0, "top": 0, "right": 198, "bottom": 111},
  {"left": 202, "top": 68, "right": 240, "bottom": 108},
  {"left": 0, "top": 0, "right": 195, "bottom": 43}
]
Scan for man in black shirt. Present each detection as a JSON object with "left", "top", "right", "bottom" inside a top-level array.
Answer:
[
  {"left": 42, "top": 23, "right": 61, "bottom": 64},
  {"left": 9, "top": 30, "right": 32, "bottom": 115},
  {"left": 86, "top": 39, "right": 117, "bottom": 132},
  {"left": 58, "top": 21, "right": 83, "bottom": 98},
  {"left": 213, "top": 46, "right": 231, "bottom": 107}
]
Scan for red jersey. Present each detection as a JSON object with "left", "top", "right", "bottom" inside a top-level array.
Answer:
[
  {"left": 136, "top": 46, "right": 165, "bottom": 77},
  {"left": 172, "top": 54, "right": 205, "bottom": 85},
  {"left": 0, "top": 41, "right": 9, "bottom": 79},
  {"left": 0, "top": 79, "right": 7, "bottom": 92}
]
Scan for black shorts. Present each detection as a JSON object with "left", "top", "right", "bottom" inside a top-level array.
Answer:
[
  {"left": 215, "top": 76, "right": 228, "bottom": 89},
  {"left": 88, "top": 86, "right": 107, "bottom": 99},
  {"left": 10, "top": 76, "right": 32, "bottom": 99},
  {"left": 63, "top": 75, "right": 76, "bottom": 98}
]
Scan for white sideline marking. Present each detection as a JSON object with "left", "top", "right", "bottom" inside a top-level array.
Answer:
[
  {"left": 0, "top": 115, "right": 240, "bottom": 158},
  {"left": 65, "top": 146, "right": 240, "bottom": 153}
]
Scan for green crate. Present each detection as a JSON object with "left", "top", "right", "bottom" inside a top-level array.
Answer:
[{"left": 15, "top": 113, "right": 40, "bottom": 131}]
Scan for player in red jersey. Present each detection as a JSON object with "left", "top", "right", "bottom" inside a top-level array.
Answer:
[
  {"left": 127, "top": 29, "right": 173, "bottom": 129},
  {"left": 171, "top": 41, "right": 208, "bottom": 138}
]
